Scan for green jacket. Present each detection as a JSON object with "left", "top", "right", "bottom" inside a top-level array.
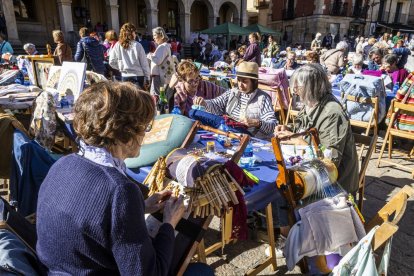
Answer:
[{"left": 294, "top": 93, "right": 359, "bottom": 193}]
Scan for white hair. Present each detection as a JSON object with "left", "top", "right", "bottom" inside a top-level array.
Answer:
[
  {"left": 315, "top": 33, "right": 322, "bottom": 39},
  {"left": 290, "top": 64, "right": 331, "bottom": 107},
  {"left": 23, "top": 43, "right": 36, "bottom": 52},
  {"left": 336, "top": 41, "right": 349, "bottom": 51},
  {"left": 152, "top": 27, "right": 168, "bottom": 41},
  {"left": 352, "top": 53, "right": 364, "bottom": 66}
]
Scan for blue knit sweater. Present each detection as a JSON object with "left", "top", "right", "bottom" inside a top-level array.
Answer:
[{"left": 36, "top": 154, "right": 175, "bottom": 275}]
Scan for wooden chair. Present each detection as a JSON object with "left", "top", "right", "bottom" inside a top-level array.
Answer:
[
  {"left": 353, "top": 133, "right": 377, "bottom": 212},
  {"left": 258, "top": 83, "right": 286, "bottom": 124},
  {"left": 377, "top": 100, "right": 414, "bottom": 177},
  {"left": 365, "top": 185, "right": 414, "bottom": 251},
  {"left": 285, "top": 87, "right": 300, "bottom": 125}
]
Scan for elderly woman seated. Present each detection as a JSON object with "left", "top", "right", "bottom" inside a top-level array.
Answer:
[
  {"left": 347, "top": 53, "right": 366, "bottom": 74},
  {"left": 36, "top": 82, "right": 213, "bottom": 275},
  {"left": 275, "top": 64, "right": 358, "bottom": 195},
  {"left": 367, "top": 47, "right": 386, "bottom": 71},
  {"left": 194, "top": 62, "right": 277, "bottom": 139},
  {"left": 171, "top": 60, "right": 225, "bottom": 116},
  {"left": 320, "top": 41, "right": 348, "bottom": 74}
]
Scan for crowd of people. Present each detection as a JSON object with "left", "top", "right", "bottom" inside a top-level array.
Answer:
[{"left": 1, "top": 23, "right": 414, "bottom": 275}]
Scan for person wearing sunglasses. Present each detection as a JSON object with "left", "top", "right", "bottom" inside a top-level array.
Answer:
[
  {"left": 172, "top": 60, "right": 225, "bottom": 116},
  {"left": 194, "top": 62, "right": 277, "bottom": 139}
]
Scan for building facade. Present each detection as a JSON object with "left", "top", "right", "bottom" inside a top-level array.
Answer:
[
  {"left": 254, "top": 0, "right": 414, "bottom": 47},
  {"left": 0, "top": 0, "right": 248, "bottom": 48}
]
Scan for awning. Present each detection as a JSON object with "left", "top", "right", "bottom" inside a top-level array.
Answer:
[
  {"left": 377, "top": 22, "right": 414, "bottom": 33},
  {"left": 245, "top": 24, "right": 282, "bottom": 36}
]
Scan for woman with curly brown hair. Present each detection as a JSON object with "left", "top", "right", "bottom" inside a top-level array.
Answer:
[
  {"left": 109, "top": 23, "right": 150, "bottom": 89},
  {"left": 36, "top": 82, "right": 186, "bottom": 275}
]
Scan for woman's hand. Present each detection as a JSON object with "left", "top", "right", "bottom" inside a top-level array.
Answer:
[
  {"left": 193, "top": 96, "right": 206, "bottom": 107},
  {"left": 241, "top": 118, "right": 260, "bottom": 128},
  {"left": 144, "top": 190, "right": 172, "bottom": 214},
  {"left": 163, "top": 195, "right": 186, "bottom": 229},
  {"left": 275, "top": 130, "right": 308, "bottom": 145},
  {"left": 274, "top": 125, "right": 290, "bottom": 136}
]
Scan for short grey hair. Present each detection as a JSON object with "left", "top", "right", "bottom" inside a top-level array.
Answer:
[
  {"left": 290, "top": 64, "right": 331, "bottom": 107},
  {"left": 336, "top": 41, "right": 349, "bottom": 51},
  {"left": 382, "top": 54, "right": 398, "bottom": 66},
  {"left": 352, "top": 54, "right": 364, "bottom": 66},
  {"left": 23, "top": 43, "right": 36, "bottom": 52},
  {"left": 152, "top": 27, "right": 168, "bottom": 41}
]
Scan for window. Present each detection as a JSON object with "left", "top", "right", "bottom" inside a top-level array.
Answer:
[
  {"left": 138, "top": 6, "right": 146, "bottom": 28},
  {"left": 394, "top": 2, "right": 402, "bottom": 23},
  {"left": 377, "top": 0, "right": 385, "bottom": 21},
  {"left": 13, "top": 0, "right": 36, "bottom": 20},
  {"left": 168, "top": 10, "right": 176, "bottom": 29}
]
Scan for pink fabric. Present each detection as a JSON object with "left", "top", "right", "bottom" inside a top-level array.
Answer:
[{"left": 258, "top": 67, "right": 289, "bottom": 108}]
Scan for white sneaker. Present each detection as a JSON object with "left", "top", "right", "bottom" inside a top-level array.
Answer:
[
  {"left": 265, "top": 245, "right": 284, "bottom": 258},
  {"left": 265, "top": 235, "right": 286, "bottom": 258}
]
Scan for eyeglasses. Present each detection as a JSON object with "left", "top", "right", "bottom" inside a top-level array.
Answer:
[
  {"left": 292, "top": 86, "right": 304, "bottom": 94},
  {"left": 185, "top": 77, "right": 201, "bottom": 86},
  {"left": 145, "top": 119, "right": 154, "bottom": 132}
]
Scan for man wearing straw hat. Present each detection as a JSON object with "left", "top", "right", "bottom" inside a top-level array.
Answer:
[{"left": 194, "top": 62, "right": 277, "bottom": 139}]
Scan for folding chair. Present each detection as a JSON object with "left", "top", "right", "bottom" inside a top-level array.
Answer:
[
  {"left": 353, "top": 133, "right": 377, "bottom": 212},
  {"left": 258, "top": 83, "right": 286, "bottom": 124},
  {"left": 342, "top": 93, "right": 379, "bottom": 158},
  {"left": 377, "top": 100, "right": 414, "bottom": 177},
  {"left": 285, "top": 87, "right": 300, "bottom": 125},
  {"left": 365, "top": 185, "right": 414, "bottom": 251}
]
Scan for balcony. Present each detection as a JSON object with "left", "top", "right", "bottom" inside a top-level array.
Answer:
[
  {"left": 330, "top": 1, "right": 348, "bottom": 16},
  {"left": 254, "top": 0, "right": 269, "bottom": 9},
  {"left": 282, "top": 8, "right": 295, "bottom": 20}
]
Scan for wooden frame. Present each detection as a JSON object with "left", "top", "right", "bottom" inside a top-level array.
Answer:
[
  {"left": 377, "top": 100, "right": 414, "bottom": 177},
  {"left": 285, "top": 87, "right": 300, "bottom": 125},
  {"left": 27, "top": 56, "right": 59, "bottom": 89},
  {"left": 353, "top": 133, "right": 377, "bottom": 212},
  {"left": 258, "top": 84, "right": 287, "bottom": 124}
]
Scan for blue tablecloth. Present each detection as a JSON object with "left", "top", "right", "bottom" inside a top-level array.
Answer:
[{"left": 126, "top": 135, "right": 281, "bottom": 213}]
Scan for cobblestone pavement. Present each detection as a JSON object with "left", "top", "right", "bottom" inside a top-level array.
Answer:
[{"left": 205, "top": 135, "right": 414, "bottom": 275}]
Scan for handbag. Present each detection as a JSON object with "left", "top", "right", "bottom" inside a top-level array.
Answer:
[
  {"left": 81, "top": 42, "right": 93, "bottom": 71},
  {"left": 159, "top": 52, "right": 176, "bottom": 85}
]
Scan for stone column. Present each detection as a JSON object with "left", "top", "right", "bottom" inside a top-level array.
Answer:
[
  {"left": 180, "top": 12, "right": 191, "bottom": 43},
  {"left": 1, "top": 0, "right": 21, "bottom": 45},
  {"left": 56, "top": 0, "right": 74, "bottom": 37},
  {"left": 106, "top": 0, "right": 119, "bottom": 33},
  {"left": 241, "top": 0, "right": 248, "bottom": 27},
  {"left": 147, "top": 8, "right": 159, "bottom": 34}
]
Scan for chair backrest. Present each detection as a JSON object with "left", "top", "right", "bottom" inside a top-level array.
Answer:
[
  {"left": 285, "top": 87, "right": 301, "bottom": 125},
  {"left": 258, "top": 83, "right": 286, "bottom": 123},
  {"left": 365, "top": 185, "right": 414, "bottom": 251},
  {"left": 353, "top": 133, "right": 377, "bottom": 188}
]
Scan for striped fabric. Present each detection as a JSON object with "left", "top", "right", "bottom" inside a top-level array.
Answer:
[
  {"left": 387, "top": 72, "right": 414, "bottom": 132},
  {"left": 205, "top": 88, "right": 277, "bottom": 139}
]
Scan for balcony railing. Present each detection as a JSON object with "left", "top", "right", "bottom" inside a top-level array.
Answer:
[
  {"left": 330, "top": 1, "right": 348, "bottom": 16},
  {"left": 282, "top": 8, "right": 295, "bottom": 20}
]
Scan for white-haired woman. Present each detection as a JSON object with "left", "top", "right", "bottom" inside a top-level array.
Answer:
[
  {"left": 23, "top": 43, "right": 38, "bottom": 55},
  {"left": 147, "top": 27, "right": 170, "bottom": 96},
  {"left": 348, "top": 53, "right": 365, "bottom": 74},
  {"left": 274, "top": 64, "right": 358, "bottom": 194},
  {"left": 311, "top": 33, "right": 322, "bottom": 52},
  {"left": 320, "top": 41, "right": 348, "bottom": 74}
]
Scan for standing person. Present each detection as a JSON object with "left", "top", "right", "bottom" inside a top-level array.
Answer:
[
  {"left": 392, "top": 31, "right": 402, "bottom": 45},
  {"left": 203, "top": 39, "right": 213, "bottom": 65},
  {"left": 356, "top": 36, "right": 364, "bottom": 54},
  {"left": 52, "top": 30, "right": 72, "bottom": 64},
  {"left": 137, "top": 33, "right": 150, "bottom": 54},
  {"left": 265, "top": 35, "right": 279, "bottom": 59},
  {"left": 0, "top": 12, "right": 7, "bottom": 38},
  {"left": 0, "top": 33, "right": 13, "bottom": 58},
  {"left": 36, "top": 81, "right": 188, "bottom": 276},
  {"left": 74, "top": 27, "right": 106, "bottom": 75},
  {"left": 191, "top": 38, "right": 201, "bottom": 61},
  {"left": 322, "top": 33, "right": 333, "bottom": 49},
  {"left": 109, "top": 23, "right": 150, "bottom": 89},
  {"left": 147, "top": 27, "right": 171, "bottom": 96},
  {"left": 243, "top": 32, "right": 261, "bottom": 66},
  {"left": 311, "top": 33, "right": 322, "bottom": 52},
  {"left": 103, "top": 30, "right": 118, "bottom": 61}
]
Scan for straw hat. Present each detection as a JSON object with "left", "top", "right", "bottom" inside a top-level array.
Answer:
[{"left": 236, "top": 62, "right": 259, "bottom": 80}]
